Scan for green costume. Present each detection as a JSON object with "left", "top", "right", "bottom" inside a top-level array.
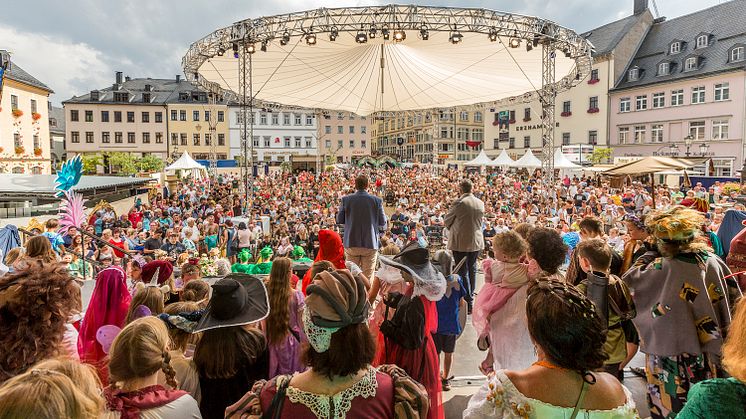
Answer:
[
  {"left": 291, "top": 245, "right": 313, "bottom": 263},
  {"left": 249, "top": 246, "right": 273, "bottom": 274},
  {"left": 231, "top": 249, "right": 254, "bottom": 273}
]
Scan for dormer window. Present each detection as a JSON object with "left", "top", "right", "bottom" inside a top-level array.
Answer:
[
  {"left": 731, "top": 46, "right": 745, "bottom": 62},
  {"left": 628, "top": 67, "right": 640, "bottom": 81},
  {"left": 658, "top": 62, "right": 670, "bottom": 76},
  {"left": 684, "top": 57, "right": 698, "bottom": 72},
  {"left": 178, "top": 92, "right": 189, "bottom": 101},
  {"left": 696, "top": 35, "right": 709, "bottom": 49},
  {"left": 670, "top": 42, "right": 681, "bottom": 54}
]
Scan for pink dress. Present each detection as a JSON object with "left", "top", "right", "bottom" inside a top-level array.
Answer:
[
  {"left": 472, "top": 259, "right": 528, "bottom": 337},
  {"left": 268, "top": 290, "right": 307, "bottom": 377}
]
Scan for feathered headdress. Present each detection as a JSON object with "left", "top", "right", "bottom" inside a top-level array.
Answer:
[
  {"left": 54, "top": 155, "right": 82, "bottom": 197},
  {"left": 57, "top": 190, "right": 86, "bottom": 235}
]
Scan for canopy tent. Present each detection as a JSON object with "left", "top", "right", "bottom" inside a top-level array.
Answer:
[
  {"left": 513, "top": 149, "right": 543, "bottom": 168},
  {"left": 464, "top": 150, "right": 495, "bottom": 167},
  {"left": 553, "top": 148, "right": 582, "bottom": 170},
  {"left": 183, "top": 5, "right": 593, "bottom": 116},
  {"left": 165, "top": 152, "right": 208, "bottom": 180},
  {"left": 488, "top": 149, "right": 515, "bottom": 167}
]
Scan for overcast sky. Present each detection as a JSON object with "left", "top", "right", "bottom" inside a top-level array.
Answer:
[{"left": 0, "top": 0, "right": 725, "bottom": 104}]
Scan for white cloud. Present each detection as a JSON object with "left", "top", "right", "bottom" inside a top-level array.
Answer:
[{"left": 0, "top": 24, "right": 124, "bottom": 104}]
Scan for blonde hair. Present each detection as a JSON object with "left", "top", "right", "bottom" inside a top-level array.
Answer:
[
  {"left": 492, "top": 230, "right": 528, "bottom": 261},
  {"left": 108, "top": 316, "right": 178, "bottom": 389},
  {"left": 164, "top": 301, "right": 201, "bottom": 353},
  {"left": 5, "top": 248, "right": 23, "bottom": 265},
  {"left": 124, "top": 287, "right": 166, "bottom": 325},
  {"left": 0, "top": 360, "right": 101, "bottom": 419},
  {"left": 723, "top": 297, "right": 746, "bottom": 382}
]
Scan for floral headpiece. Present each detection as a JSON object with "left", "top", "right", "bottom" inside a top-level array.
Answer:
[{"left": 646, "top": 206, "right": 703, "bottom": 244}]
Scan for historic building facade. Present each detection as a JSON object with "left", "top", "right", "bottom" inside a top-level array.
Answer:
[{"left": 317, "top": 111, "right": 370, "bottom": 164}]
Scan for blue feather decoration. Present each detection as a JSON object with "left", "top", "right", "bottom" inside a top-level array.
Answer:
[{"left": 55, "top": 155, "right": 83, "bottom": 197}]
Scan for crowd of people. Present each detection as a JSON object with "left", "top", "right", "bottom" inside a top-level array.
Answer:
[{"left": 0, "top": 165, "right": 744, "bottom": 419}]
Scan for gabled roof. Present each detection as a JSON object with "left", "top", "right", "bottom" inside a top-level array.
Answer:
[
  {"left": 614, "top": 0, "right": 746, "bottom": 90},
  {"left": 62, "top": 77, "right": 218, "bottom": 105},
  {"left": 0, "top": 50, "right": 53, "bottom": 93},
  {"left": 581, "top": 14, "right": 643, "bottom": 57}
]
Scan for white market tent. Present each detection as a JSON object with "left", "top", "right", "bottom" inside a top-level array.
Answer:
[
  {"left": 489, "top": 149, "right": 515, "bottom": 167},
  {"left": 513, "top": 149, "right": 542, "bottom": 168},
  {"left": 553, "top": 148, "right": 582, "bottom": 170},
  {"left": 464, "top": 150, "right": 495, "bottom": 167},
  {"left": 165, "top": 152, "right": 208, "bottom": 180}
]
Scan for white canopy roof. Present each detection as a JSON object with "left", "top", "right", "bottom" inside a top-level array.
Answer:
[
  {"left": 165, "top": 152, "right": 206, "bottom": 171},
  {"left": 489, "top": 149, "right": 515, "bottom": 167},
  {"left": 553, "top": 148, "right": 582, "bottom": 170},
  {"left": 464, "top": 150, "right": 494, "bottom": 167},
  {"left": 513, "top": 149, "right": 542, "bottom": 168}
]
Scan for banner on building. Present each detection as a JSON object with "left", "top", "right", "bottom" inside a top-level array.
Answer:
[{"left": 498, "top": 111, "right": 510, "bottom": 141}]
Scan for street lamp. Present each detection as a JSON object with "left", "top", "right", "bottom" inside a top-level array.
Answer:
[
  {"left": 698, "top": 142, "right": 709, "bottom": 156},
  {"left": 669, "top": 143, "right": 679, "bottom": 155},
  {"left": 684, "top": 135, "right": 693, "bottom": 157}
]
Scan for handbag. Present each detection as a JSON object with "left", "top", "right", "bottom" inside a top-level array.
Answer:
[{"left": 261, "top": 375, "right": 291, "bottom": 419}]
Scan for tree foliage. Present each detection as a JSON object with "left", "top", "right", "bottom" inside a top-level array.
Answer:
[
  {"left": 107, "top": 152, "right": 138, "bottom": 176},
  {"left": 137, "top": 154, "right": 165, "bottom": 173},
  {"left": 81, "top": 154, "right": 102, "bottom": 175},
  {"left": 588, "top": 147, "right": 613, "bottom": 165}
]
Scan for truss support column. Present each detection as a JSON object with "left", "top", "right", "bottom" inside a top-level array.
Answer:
[
  {"left": 238, "top": 43, "right": 254, "bottom": 205},
  {"left": 541, "top": 41, "right": 556, "bottom": 182}
]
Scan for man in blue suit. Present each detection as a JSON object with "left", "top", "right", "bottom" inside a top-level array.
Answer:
[{"left": 336, "top": 174, "right": 387, "bottom": 282}]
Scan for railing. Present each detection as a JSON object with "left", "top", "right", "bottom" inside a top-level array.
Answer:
[{"left": 18, "top": 228, "right": 102, "bottom": 281}]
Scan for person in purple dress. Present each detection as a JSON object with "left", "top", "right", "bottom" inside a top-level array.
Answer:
[{"left": 264, "top": 257, "right": 306, "bottom": 376}]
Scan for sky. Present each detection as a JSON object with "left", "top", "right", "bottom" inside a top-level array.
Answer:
[{"left": 0, "top": 0, "right": 727, "bottom": 105}]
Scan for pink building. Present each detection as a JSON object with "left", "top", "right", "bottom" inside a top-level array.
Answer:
[{"left": 609, "top": 1, "right": 746, "bottom": 176}]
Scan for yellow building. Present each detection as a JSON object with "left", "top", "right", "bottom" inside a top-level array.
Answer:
[
  {"left": 165, "top": 84, "right": 229, "bottom": 161},
  {"left": 0, "top": 51, "right": 53, "bottom": 174}
]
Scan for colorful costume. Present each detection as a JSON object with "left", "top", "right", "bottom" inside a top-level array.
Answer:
[
  {"left": 291, "top": 245, "right": 312, "bottom": 263},
  {"left": 231, "top": 249, "right": 253, "bottom": 274},
  {"left": 248, "top": 247, "right": 273, "bottom": 275},
  {"left": 301, "top": 230, "right": 346, "bottom": 294}
]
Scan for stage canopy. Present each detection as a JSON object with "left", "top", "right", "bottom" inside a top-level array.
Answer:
[
  {"left": 513, "top": 149, "right": 542, "bottom": 168},
  {"left": 603, "top": 157, "right": 709, "bottom": 176},
  {"left": 165, "top": 152, "right": 208, "bottom": 179},
  {"left": 489, "top": 149, "right": 515, "bottom": 167},
  {"left": 464, "top": 150, "right": 494, "bottom": 167},
  {"left": 183, "top": 5, "right": 593, "bottom": 116},
  {"left": 553, "top": 148, "right": 581, "bottom": 170}
]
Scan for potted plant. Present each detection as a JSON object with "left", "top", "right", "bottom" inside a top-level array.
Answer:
[
  {"left": 560, "top": 111, "right": 572, "bottom": 117},
  {"left": 31, "top": 112, "right": 42, "bottom": 121},
  {"left": 12, "top": 109, "right": 23, "bottom": 118},
  {"left": 588, "top": 78, "right": 600, "bottom": 85},
  {"left": 14, "top": 146, "right": 25, "bottom": 155},
  {"left": 34, "top": 147, "right": 43, "bottom": 156},
  {"left": 587, "top": 108, "right": 600, "bottom": 114}
]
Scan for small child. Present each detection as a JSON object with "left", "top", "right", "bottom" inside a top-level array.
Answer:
[
  {"left": 607, "top": 227, "right": 625, "bottom": 253},
  {"left": 431, "top": 250, "right": 466, "bottom": 392},
  {"left": 41, "top": 219, "right": 66, "bottom": 255}
]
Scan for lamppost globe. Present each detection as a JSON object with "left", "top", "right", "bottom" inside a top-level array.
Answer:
[
  {"left": 699, "top": 143, "right": 709, "bottom": 155},
  {"left": 684, "top": 135, "right": 693, "bottom": 147},
  {"left": 669, "top": 143, "right": 679, "bottom": 155}
]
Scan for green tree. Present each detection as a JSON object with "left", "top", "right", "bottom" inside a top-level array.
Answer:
[
  {"left": 137, "top": 154, "right": 165, "bottom": 173},
  {"left": 81, "top": 154, "right": 102, "bottom": 175},
  {"left": 588, "top": 147, "right": 613, "bottom": 165},
  {"left": 107, "top": 152, "right": 138, "bottom": 176}
]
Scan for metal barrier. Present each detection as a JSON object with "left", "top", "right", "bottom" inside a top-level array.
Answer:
[{"left": 18, "top": 227, "right": 103, "bottom": 280}]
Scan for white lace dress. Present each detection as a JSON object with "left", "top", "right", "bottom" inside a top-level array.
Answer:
[
  {"left": 488, "top": 285, "right": 536, "bottom": 371},
  {"left": 463, "top": 370, "right": 639, "bottom": 419}
]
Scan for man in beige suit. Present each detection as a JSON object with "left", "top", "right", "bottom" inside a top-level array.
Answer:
[{"left": 445, "top": 179, "right": 484, "bottom": 313}]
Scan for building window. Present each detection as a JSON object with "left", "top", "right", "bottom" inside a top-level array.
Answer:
[
  {"left": 590, "top": 69, "right": 599, "bottom": 81},
  {"left": 337, "top": 126, "right": 344, "bottom": 134},
  {"left": 295, "top": 114, "right": 302, "bottom": 125},
  {"left": 218, "top": 134, "right": 225, "bottom": 146},
  {"left": 306, "top": 115, "right": 314, "bottom": 125},
  {"left": 193, "top": 111, "right": 199, "bottom": 121},
  {"left": 82, "top": 131, "right": 92, "bottom": 143},
  {"left": 651, "top": 125, "right": 664, "bottom": 143},
  {"left": 658, "top": 62, "right": 670, "bottom": 76},
  {"left": 171, "top": 110, "right": 177, "bottom": 121},
  {"left": 70, "top": 110, "right": 79, "bottom": 122},
  {"left": 361, "top": 126, "right": 367, "bottom": 134},
  {"left": 305, "top": 137, "right": 312, "bottom": 148},
  {"left": 652, "top": 92, "right": 665, "bottom": 109},
  {"left": 102, "top": 132, "right": 110, "bottom": 143},
  {"left": 337, "top": 112, "right": 344, "bottom": 120},
  {"left": 217, "top": 111, "right": 224, "bottom": 122},
  {"left": 204, "top": 134, "right": 211, "bottom": 146},
  {"left": 156, "top": 133, "right": 163, "bottom": 143},
  {"left": 508, "top": 138, "right": 515, "bottom": 149},
  {"left": 588, "top": 131, "right": 598, "bottom": 145},
  {"left": 155, "top": 112, "right": 163, "bottom": 123},
  {"left": 361, "top": 140, "right": 367, "bottom": 148},
  {"left": 562, "top": 132, "right": 570, "bottom": 146},
  {"left": 325, "top": 139, "right": 331, "bottom": 148},
  {"left": 474, "top": 111, "right": 482, "bottom": 122},
  {"left": 523, "top": 136, "right": 531, "bottom": 148},
  {"left": 140, "top": 112, "right": 149, "bottom": 123},
  {"left": 671, "top": 89, "right": 684, "bottom": 106},
  {"left": 127, "top": 132, "right": 135, "bottom": 144},
  {"left": 692, "top": 86, "right": 706, "bottom": 104},
  {"left": 114, "top": 111, "right": 122, "bottom": 123},
  {"left": 114, "top": 92, "right": 129, "bottom": 102},
  {"left": 731, "top": 46, "right": 745, "bottom": 62},
  {"left": 259, "top": 113, "right": 267, "bottom": 125},
  {"left": 193, "top": 133, "right": 200, "bottom": 146},
  {"left": 628, "top": 68, "right": 639, "bottom": 81},
  {"left": 634, "top": 126, "right": 645, "bottom": 144},
  {"left": 635, "top": 95, "right": 647, "bottom": 111},
  {"left": 263, "top": 136, "right": 270, "bottom": 147},
  {"left": 203, "top": 111, "right": 210, "bottom": 122},
  {"left": 460, "top": 111, "right": 469, "bottom": 121},
  {"left": 689, "top": 121, "right": 706, "bottom": 140},
  {"left": 712, "top": 158, "right": 733, "bottom": 176},
  {"left": 589, "top": 96, "right": 598, "bottom": 110},
  {"left": 9, "top": 95, "right": 18, "bottom": 110},
  {"left": 324, "top": 125, "right": 331, "bottom": 134},
  {"left": 282, "top": 113, "right": 290, "bottom": 125},
  {"left": 670, "top": 42, "right": 681, "bottom": 54},
  {"left": 71, "top": 131, "right": 80, "bottom": 143},
  {"left": 126, "top": 111, "right": 134, "bottom": 123},
  {"left": 349, "top": 139, "right": 355, "bottom": 148},
  {"left": 696, "top": 35, "right": 708, "bottom": 49},
  {"left": 523, "top": 108, "right": 531, "bottom": 120},
  {"left": 684, "top": 57, "right": 698, "bottom": 72},
  {"left": 101, "top": 111, "right": 109, "bottom": 122},
  {"left": 171, "top": 133, "right": 178, "bottom": 145},
  {"left": 619, "top": 98, "right": 631, "bottom": 113},
  {"left": 349, "top": 126, "right": 355, "bottom": 134},
  {"left": 11, "top": 133, "right": 20, "bottom": 148},
  {"left": 271, "top": 113, "right": 279, "bottom": 125},
  {"left": 85, "top": 110, "right": 93, "bottom": 122},
  {"left": 180, "top": 133, "right": 187, "bottom": 146},
  {"left": 282, "top": 137, "right": 289, "bottom": 147},
  {"left": 712, "top": 120, "right": 729, "bottom": 140},
  {"left": 180, "top": 110, "right": 186, "bottom": 121},
  {"left": 337, "top": 140, "right": 343, "bottom": 149},
  {"left": 142, "top": 132, "right": 150, "bottom": 143},
  {"left": 714, "top": 83, "right": 730, "bottom": 101},
  {"left": 562, "top": 101, "right": 571, "bottom": 114}
]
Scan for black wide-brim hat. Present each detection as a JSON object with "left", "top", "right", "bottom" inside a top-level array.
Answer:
[
  {"left": 193, "top": 274, "right": 269, "bottom": 333},
  {"left": 378, "top": 241, "right": 440, "bottom": 285}
]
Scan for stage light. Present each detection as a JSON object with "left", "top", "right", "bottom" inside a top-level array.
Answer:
[
  {"left": 232, "top": 43, "right": 239, "bottom": 58},
  {"left": 246, "top": 43, "right": 256, "bottom": 54},
  {"left": 565, "top": 49, "right": 572, "bottom": 58},
  {"left": 280, "top": 31, "right": 290, "bottom": 46},
  {"left": 356, "top": 30, "right": 368, "bottom": 44},
  {"left": 509, "top": 38, "right": 521, "bottom": 48},
  {"left": 260, "top": 40, "right": 268, "bottom": 52},
  {"left": 217, "top": 46, "right": 225, "bottom": 56},
  {"left": 450, "top": 31, "right": 463, "bottom": 44},
  {"left": 306, "top": 32, "right": 317, "bottom": 45},
  {"left": 526, "top": 42, "right": 533, "bottom": 52},
  {"left": 330, "top": 26, "right": 338, "bottom": 41},
  {"left": 488, "top": 28, "right": 498, "bottom": 42},
  {"left": 369, "top": 25, "right": 377, "bottom": 39},
  {"left": 382, "top": 27, "right": 390, "bottom": 40},
  {"left": 393, "top": 29, "right": 406, "bottom": 42},
  {"left": 419, "top": 25, "right": 429, "bottom": 40}
]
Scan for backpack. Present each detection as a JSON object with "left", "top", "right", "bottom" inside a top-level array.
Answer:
[
  {"left": 380, "top": 292, "right": 425, "bottom": 351},
  {"left": 608, "top": 274, "right": 636, "bottom": 322}
]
